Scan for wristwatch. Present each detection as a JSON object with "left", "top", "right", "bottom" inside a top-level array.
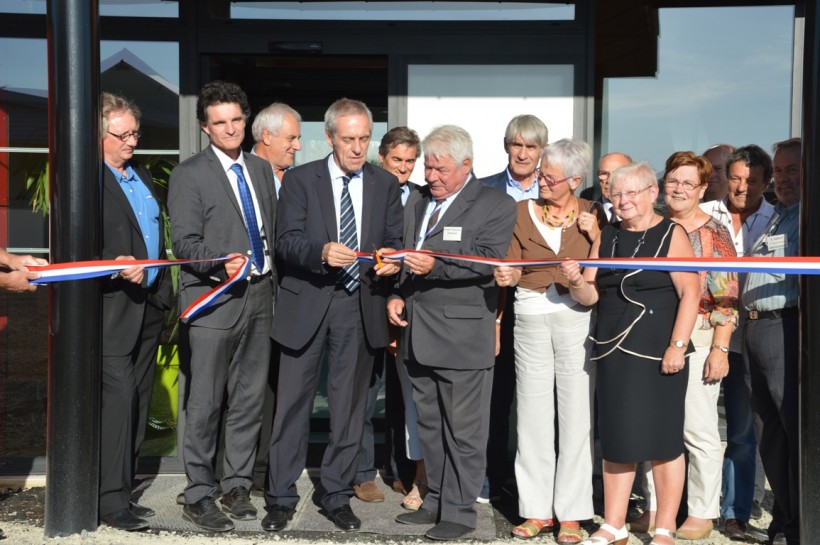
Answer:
[
  {"left": 711, "top": 344, "right": 729, "bottom": 353},
  {"left": 670, "top": 339, "right": 686, "bottom": 349}
]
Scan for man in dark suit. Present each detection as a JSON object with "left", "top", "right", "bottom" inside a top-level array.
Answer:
[
  {"left": 249, "top": 101, "right": 302, "bottom": 495},
  {"left": 354, "top": 126, "right": 422, "bottom": 504},
  {"left": 478, "top": 114, "right": 547, "bottom": 502},
  {"left": 263, "top": 98, "right": 403, "bottom": 532},
  {"left": 169, "top": 81, "right": 277, "bottom": 533},
  {"left": 595, "top": 152, "right": 632, "bottom": 222},
  {"left": 99, "top": 92, "right": 171, "bottom": 531},
  {"left": 388, "top": 125, "right": 516, "bottom": 540}
]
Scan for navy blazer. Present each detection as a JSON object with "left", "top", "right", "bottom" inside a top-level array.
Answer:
[{"left": 272, "top": 157, "right": 403, "bottom": 351}]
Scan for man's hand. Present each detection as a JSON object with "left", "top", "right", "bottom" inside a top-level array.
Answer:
[
  {"left": 387, "top": 298, "right": 407, "bottom": 327},
  {"left": 115, "top": 255, "right": 145, "bottom": 285},
  {"left": 224, "top": 253, "right": 246, "bottom": 277},
  {"left": 374, "top": 247, "right": 401, "bottom": 277},
  {"left": 0, "top": 270, "right": 39, "bottom": 293},
  {"left": 403, "top": 252, "right": 435, "bottom": 276},
  {"left": 4, "top": 253, "right": 48, "bottom": 271},
  {"left": 322, "top": 242, "right": 357, "bottom": 267}
]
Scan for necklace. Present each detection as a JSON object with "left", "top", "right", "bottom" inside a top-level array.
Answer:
[
  {"left": 610, "top": 225, "right": 650, "bottom": 271},
  {"left": 541, "top": 203, "right": 575, "bottom": 230}
]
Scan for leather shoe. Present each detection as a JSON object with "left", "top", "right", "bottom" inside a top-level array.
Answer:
[
  {"left": 183, "top": 496, "right": 235, "bottom": 532},
  {"left": 221, "top": 486, "right": 257, "bottom": 520},
  {"left": 327, "top": 505, "right": 361, "bottom": 531},
  {"left": 353, "top": 480, "right": 385, "bottom": 502},
  {"left": 130, "top": 502, "right": 155, "bottom": 518},
  {"left": 724, "top": 519, "right": 747, "bottom": 540},
  {"left": 426, "top": 520, "right": 474, "bottom": 540},
  {"left": 101, "top": 508, "right": 149, "bottom": 531},
  {"left": 396, "top": 508, "right": 437, "bottom": 525},
  {"left": 261, "top": 504, "right": 295, "bottom": 532}
]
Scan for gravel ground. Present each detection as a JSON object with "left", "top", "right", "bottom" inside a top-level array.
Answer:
[{"left": 0, "top": 484, "right": 774, "bottom": 545}]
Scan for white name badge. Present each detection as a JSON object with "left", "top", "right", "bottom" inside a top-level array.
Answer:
[
  {"left": 443, "top": 226, "right": 462, "bottom": 241},
  {"left": 765, "top": 234, "right": 787, "bottom": 251}
]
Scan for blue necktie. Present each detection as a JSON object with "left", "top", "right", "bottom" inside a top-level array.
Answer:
[
  {"left": 338, "top": 175, "right": 360, "bottom": 292},
  {"left": 230, "top": 163, "right": 265, "bottom": 272}
]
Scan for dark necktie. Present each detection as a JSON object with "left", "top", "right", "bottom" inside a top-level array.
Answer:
[
  {"left": 230, "top": 163, "right": 265, "bottom": 272},
  {"left": 424, "top": 198, "right": 446, "bottom": 241},
  {"left": 339, "top": 174, "right": 360, "bottom": 292}
]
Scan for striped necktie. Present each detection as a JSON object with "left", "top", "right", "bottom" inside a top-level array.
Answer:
[
  {"left": 424, "top": 198, "right": 446, "bottom": 241},
  {"left": 338, "top": 174, "right": 360, "bottom": 292},
  {"left": 230, "top": 163, "right": 265, "bottom": 272}
]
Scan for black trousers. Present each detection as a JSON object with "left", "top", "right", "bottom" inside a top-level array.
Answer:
[
  {"left": 99, "top": 301, "right": 165, "bottom": 517},
  {"left": 744, "top": 313, "right": 800, "bottom": 544}
]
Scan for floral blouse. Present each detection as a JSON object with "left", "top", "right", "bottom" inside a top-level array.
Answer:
[{"left": 688, "top": 216, "right": 739, "bottom": 330}]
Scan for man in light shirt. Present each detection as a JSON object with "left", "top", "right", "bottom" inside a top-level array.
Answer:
[
  {"left": 740, "top": 138, "right": 801, "bottom": 545},
  {"left": 700, "top": 144, "right": 774, "bottom": 541}
]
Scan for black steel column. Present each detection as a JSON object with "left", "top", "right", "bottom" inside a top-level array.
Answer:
[
  {"left": 44, "top": 0, "right": 101, "bottom": 536},
  {"left": 801, "top": 0, "right": 820, "bottom": 540}
]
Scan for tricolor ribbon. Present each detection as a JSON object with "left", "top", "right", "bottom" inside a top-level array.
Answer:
[
  {"left": 359, "top": 250, "right": 820, "bottom": 275},
  {"left": 28, "top": 256, "right": 250, "bottom": 321}
]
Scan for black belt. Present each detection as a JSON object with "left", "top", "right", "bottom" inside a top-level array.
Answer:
[
  {"left": 248, "top": 272, "right": 272, "bottom": 284},
  {"left": 744, "top": 307, "right": 798, "bottom": 320}
]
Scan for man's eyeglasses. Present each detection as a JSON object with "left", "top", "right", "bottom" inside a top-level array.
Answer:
[
  {"left": 664, "top": 179, "right": 700, "bottom": 192},
  {"left": 107, "top": 130, "right": 142, "bottom": 142},
  {"left": 610, "top": 186, "right": 652, "bottom": 202},
  {"left": 536, "top": 172, "right": 573, "bottom": 187}
]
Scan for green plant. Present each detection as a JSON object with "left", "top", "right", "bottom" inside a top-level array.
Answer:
[{"left": 24, "top": 160, "right": 50, "bottom": 216}]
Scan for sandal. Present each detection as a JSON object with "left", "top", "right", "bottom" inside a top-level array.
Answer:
[
  {"left": 579, "top": 523, "right": 629, "bottom": 545},
  {"left": 512, "top": 518, "right": 554, "bottom": 539},
  {"left": 558, "top": 521, "right": 583, "bottom": 543},
  {"left": 401, "top": 482, "right": 427, "bottom": 511},
  {"left": 651, "top": 528, "right": 676, "bottom": 545}
]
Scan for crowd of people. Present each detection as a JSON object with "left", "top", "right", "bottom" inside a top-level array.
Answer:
[{"left": 0, "top": 81, "right": 802, "bottom": 545}]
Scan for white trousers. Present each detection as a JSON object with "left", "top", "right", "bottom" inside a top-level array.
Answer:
[
  {"left": 513, "top": 306, "right": 595, "bottom": 520},
  {"left": 645, "top": 328, "right": 722, "bottom": 518}
]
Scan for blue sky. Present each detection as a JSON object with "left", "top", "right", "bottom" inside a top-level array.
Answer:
[{"left": 604, "top": 6, "right": 795, "bottom": 172}]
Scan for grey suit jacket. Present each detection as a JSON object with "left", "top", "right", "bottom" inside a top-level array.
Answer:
[
  {"left": 168, "top": 145, "right": 277, "bottom": 329},
  {"left": 396, "top": 178, "right": 516, "bottom": 370}
]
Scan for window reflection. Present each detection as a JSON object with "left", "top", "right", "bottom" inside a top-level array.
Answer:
[
  {"left": 0, "top": 36, "right": 180, "bottom": 461},
  {"left": 0, "top": 0, "right": 178, "bottom": 17}
]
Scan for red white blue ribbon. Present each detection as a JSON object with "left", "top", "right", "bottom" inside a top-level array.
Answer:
[
  {"left": 359, "top": 250, "right": 820, "bottom": 275},
  {"left": 28, "top": 256, "right": 250, "bottom": 320}
]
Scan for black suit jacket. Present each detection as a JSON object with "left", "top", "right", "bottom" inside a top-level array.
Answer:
[
  {"left": 101, "top": 161, "right": 172, "bottom": 356},
  {"left": 272, "top": 157, "right": 403, "bottom": 351}
]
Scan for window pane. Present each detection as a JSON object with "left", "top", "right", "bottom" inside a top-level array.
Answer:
[
  {"left": 231, "top": 1, "right": 574, "bottom": 21},
  {"left": 407, "top": 64, "right": 574, "bottom": 183},
  {"left": 0, "top": 37, "right": 180, "bottom": 461},
  {"left": 0, "top": 0, "right": 178, "bottom": 17},
  {"left": 602, "top": 6, "right": 795, "bottom": 173}
]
